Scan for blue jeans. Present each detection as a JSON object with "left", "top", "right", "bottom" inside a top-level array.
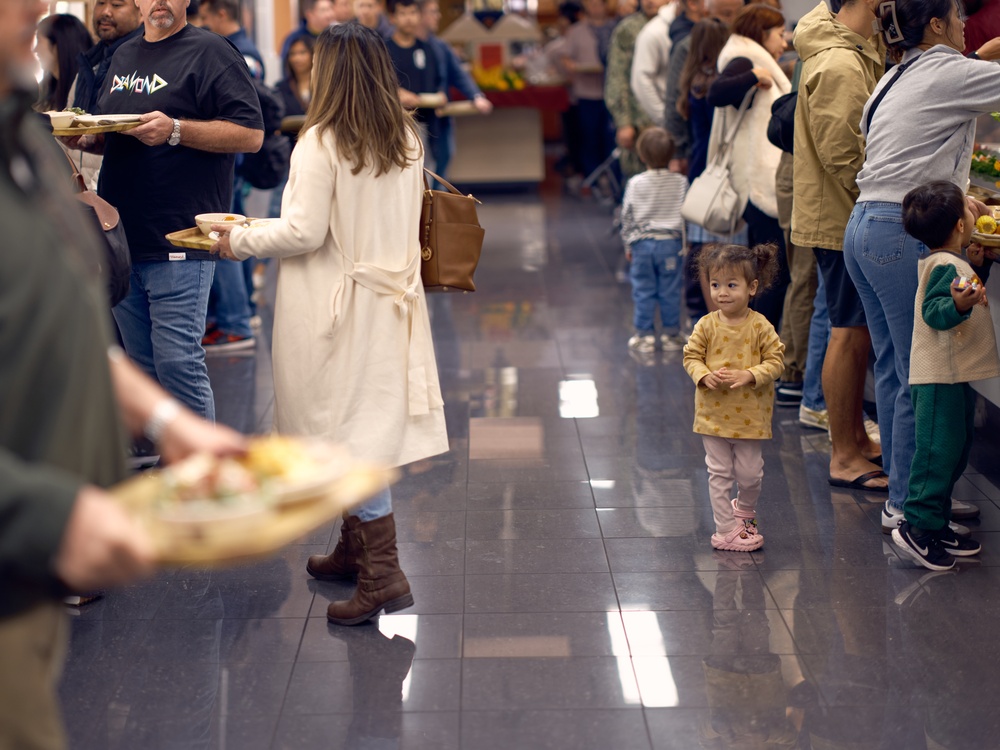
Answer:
[
  {"left": 802, "top": 272, "right": 830, "bottom": 412},
  {"left": 113, "top": 260, "right": 216, "bottom": 420},
  {"left": 208, "top": 259, "right": 253, "bottom": 337},
  {"left": 355, "top": 486, "right": 392, "bottom": 522},
  {"left": 630, "top": 238, "right": 684, "bottom": 335},
  {"left": 843, "top": 201, "right": 923, "bottom": 511}
]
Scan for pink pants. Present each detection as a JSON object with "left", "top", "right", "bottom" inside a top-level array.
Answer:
[{"left": 702, "top": 435, "right": 764, "bottom": 534}]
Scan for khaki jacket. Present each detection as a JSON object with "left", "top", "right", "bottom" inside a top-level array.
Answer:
[{"left": 791, "top": 3, "right": 885, "bottom": 251}]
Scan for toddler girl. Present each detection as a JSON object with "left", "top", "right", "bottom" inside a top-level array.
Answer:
[{"left": 683, "top": 244, "right": 785, "bottom": 551}]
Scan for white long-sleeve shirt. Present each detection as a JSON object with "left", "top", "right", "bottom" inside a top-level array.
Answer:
[
  {"left": 630, "top": 3, "right": 679, "bottom": 124},
  {"left": 620, "top": 168, "right": 688, "bottom": 246}
]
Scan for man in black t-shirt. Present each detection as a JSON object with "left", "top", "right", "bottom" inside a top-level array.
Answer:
[
  {"left": 385, "top": 0, "right": 444, "bottom": 170},
  {"left": 62, "top": 0, "right": 264, "bottom": 421}
]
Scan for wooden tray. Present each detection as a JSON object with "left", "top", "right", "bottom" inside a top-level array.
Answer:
[
  {"left": 972, "top": 231, "right": 1000, "bottom": 247},
  {"left": 280, "top": 115, "right": 305, "bottom": 134},
  {"left": 437, "top": 101, "right": 483, "bottom": 118},
  {"left": 166, "top": 226, "right": 216, "bottom": 251},
  {"left": 112, "top": 463, "right": 395, "bottom": 566},
  {"left": 52, "top": 122, "right": 140, "bottom": 136}
]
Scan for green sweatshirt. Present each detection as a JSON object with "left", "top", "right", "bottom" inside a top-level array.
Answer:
[{"left": 0, "top": 89, "right": 127, "bottom": 618}]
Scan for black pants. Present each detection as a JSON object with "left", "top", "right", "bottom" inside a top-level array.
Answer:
[{"left": 743, "top": 201, "right": 790, "bottom": 330}]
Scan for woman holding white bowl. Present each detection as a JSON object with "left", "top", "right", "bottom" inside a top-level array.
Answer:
[{"left": 211, "top": 23, "right": 449, "bottom": 626}]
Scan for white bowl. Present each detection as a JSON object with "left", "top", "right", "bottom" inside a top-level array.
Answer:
[
  {"left": 47, "top": 111, "right": 76, "bottom": 129},
  {"left": 195, "top": 213, "right": 245, "bottom": 236}
]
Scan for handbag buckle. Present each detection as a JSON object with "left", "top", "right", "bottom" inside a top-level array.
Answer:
[{"left": 421, "top": 246, "right": 432, "bottom": 261}]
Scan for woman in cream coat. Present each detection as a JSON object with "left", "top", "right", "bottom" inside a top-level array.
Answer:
[
  {"left": 212, "top": 23, "right": 449, "bottom": 626},
  {"left": 706, "top": 3, "right": 791, "bottom": 326}
]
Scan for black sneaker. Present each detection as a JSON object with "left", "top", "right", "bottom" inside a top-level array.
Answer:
[
  {"left": 892, "top": 522, "right": 955, "bottom": 571},
  {"left": 774, "top": 381, "right": 803, "bottom": 407},
  {"left": 936, "top": 526, "right": 981, "bottom": 557}
]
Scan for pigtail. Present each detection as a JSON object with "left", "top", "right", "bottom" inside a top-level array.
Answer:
[{"left": 751, "top": 243, "right": 779, "bottom": 293}]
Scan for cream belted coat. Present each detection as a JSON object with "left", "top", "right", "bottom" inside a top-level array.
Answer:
[{"left": 230, "top": 126, "right": 449, "bottom": 468}]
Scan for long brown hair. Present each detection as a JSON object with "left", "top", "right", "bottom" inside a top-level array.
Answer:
[
  {"left": 677, "top": 19, "right": 730, "bottom": 120},
  {"left": 302, "top": 23, "right": 421, "bottom": 176}
]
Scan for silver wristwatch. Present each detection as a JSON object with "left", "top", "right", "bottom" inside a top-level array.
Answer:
[{"left": 167, "top": 118, "right": 181, "bottom": 146}]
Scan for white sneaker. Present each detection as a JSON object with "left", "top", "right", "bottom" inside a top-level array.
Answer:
[
  {"left": 628, "top": 334, "right": 656, "bottom": 353},
  {"left": 880, "top": 502, "right": 970, "bottom": 538},
  {"left": 799, "top": 404, "right": 829, "bottom": 431},
  {"left": 950, "top": 497, "right": 981, "bottom": 520},
  {"left": 660, "top": 333, "right": 688, "bottom": 351},
  {"left": 864, "top": 416, "right": 881, "bottom": 444}
]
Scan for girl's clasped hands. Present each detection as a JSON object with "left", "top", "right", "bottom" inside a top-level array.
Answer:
[{"left": 699, "top": 367, "right": 755, "bottom": 390}]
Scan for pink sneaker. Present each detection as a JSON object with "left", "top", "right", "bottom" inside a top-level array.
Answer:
[{"left": 711, "top": 519, "right": 764, "bottom": 551}]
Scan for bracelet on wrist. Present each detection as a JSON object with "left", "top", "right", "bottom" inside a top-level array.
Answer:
[{"left": 143, "top": 398, "right": 181, "bottom": 445}]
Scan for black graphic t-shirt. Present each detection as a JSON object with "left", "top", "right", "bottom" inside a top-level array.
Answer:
[
  {"left": 97, "top": 25, "right": 263, "bottom": 262},
  {"left": 385, "top": 37, "right": 440, "bottom": 131}
]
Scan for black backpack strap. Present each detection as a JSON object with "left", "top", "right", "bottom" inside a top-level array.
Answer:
[{"left": 865, "top": 61, "right": 910, "bottom": 133}]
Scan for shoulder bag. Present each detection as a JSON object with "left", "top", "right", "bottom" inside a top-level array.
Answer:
[
  {"left": 63, "top": 150, "right": 131, "bottom": 307},
  {"left": 767, "top": 60, "right": 801, "bottom": 154},
  {"left": 420, "top": 169, "right": 485, "bottom": 293},
  {"left": 681, "top": 87, "right": 756, "bottom": 237}
]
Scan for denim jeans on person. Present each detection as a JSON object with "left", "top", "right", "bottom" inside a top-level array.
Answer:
[
  {"left": 630, "top": 238, "right": 684, "bottom": 335},
  {"left": 803, "top": 272, "right": 830, "bottom": 412},
  {"left": 113, "top": 260, "right": 217, "bottom": 420},
  {"left": 208, "top": 259, "right": 253, "bottom": 337},
  {"left": 356, "top": 486, "right": 392, "bottom": 522},
  {"left": 843, "top": 201, "right": 922, "bottom": 512}
]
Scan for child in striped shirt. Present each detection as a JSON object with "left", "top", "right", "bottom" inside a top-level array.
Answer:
[{"left": 620, "top": 127, "right": 689, "bottom": 353}]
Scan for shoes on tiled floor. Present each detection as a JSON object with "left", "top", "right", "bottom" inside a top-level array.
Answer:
[
  {"left": 799, "top": 404, "right": 829, "bottom": 430},
  {"left": 881, "top": 502, "right": 971, "bottom": 538},
  {"left": 660, "top": 333, "right": 688, "bottom": 351},
  {"left": 627, "top": 334, "right": 656, "bottom": 353},
  {"left": 775, "top": 380, "right": 803, "bottom": 407},
  {"left": 892, "top": 522, "right": 955, "bottom": 571}
]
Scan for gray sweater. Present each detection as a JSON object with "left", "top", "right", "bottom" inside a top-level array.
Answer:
[{"left": 857, "top": 45, "right": 1000, "bottom": 204}]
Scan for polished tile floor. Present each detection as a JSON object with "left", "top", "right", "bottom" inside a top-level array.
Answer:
[{"left": 61, "top": 187, "right": 1000, "bottom": 749}]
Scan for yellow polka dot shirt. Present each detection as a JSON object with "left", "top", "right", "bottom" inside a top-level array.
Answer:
[{"left": 682, "top": 310, "right": 785, "bottom": 440}]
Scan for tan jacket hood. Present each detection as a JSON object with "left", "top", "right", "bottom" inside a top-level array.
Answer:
[{"left": 793, "top": 1, "right": 883, "bottom": 68}]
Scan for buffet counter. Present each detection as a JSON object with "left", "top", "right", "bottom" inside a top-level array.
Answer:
[{"left": 446, "top": 85, "right": 571, "bottom": 186}]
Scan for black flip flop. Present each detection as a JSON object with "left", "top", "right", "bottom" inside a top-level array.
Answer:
[{"left": 828, "top": 470, "right": 889, "bottom": 493}]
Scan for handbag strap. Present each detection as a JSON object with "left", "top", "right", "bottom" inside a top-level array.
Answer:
[
  {"left": 423, "top": 168, "right": 481, "bottom": 203},
  {"left": 60, "top": 146, "right": 87, "bottom": 194},
  {"left": 714, "top": 87, "right": 757, "bottom": 169},
  {"left": 865, "top": 60, "right": 910, "bottom": 133}
]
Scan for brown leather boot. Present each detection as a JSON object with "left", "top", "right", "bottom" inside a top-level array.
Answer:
[
  {"left": 327, "top": 513, "right": 414, "bottom": 626},
  {"left": 306, "top": 514, "right": 360, "bottom": 581}
]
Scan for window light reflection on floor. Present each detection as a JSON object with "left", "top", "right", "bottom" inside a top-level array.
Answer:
[
  {"left": 378, "top": 614, "right": 418, "bottom": 702},
  {"left": 558, "top": 377, "right": 599, "bottom": 418},
  {"left": 607, "top": 611, "right": 679, "bottom": 707}
]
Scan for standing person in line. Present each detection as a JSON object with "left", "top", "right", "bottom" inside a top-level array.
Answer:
[
  {"left": 792, "top": 0, "right": 888, "bottom": 491},
  {"left": 604, "top": 0, "right": 667, "bottom": 179},
  {"left": 562, "top": 0, "right": 617, "bottom": 183},
  {"left": 844, "top": 0, "right": 997, "bottom": 533},
  {"left": 683, "top": 243, "right": 785, "bottom": 551},
  {"left": 630, "top": 0, "right": 679, "bottom": 125},
  {"left": 664, "top": 0, "right": 743, "bottom": 173},
  {"left": 675, "top": 17, "right": 733, "bottom": 324},
  {"left": 891, "top": 181, "right": 996, "bottom": 569},
  {"left": 34, "top": 14, "right": 93, "bottom": 113},
  {"left": 419, "top": 0, "right": 492, "bottom": 179},
  {"left": 61, "top": 0, "right": 264, "bottom": 422},
  {"left": 706, "top": 3, "right": 791, "bottom": 328},
  {"left": 280, "top": 0, "right": 336, "bottom": 60},
  {"left": 385, "top": 0, "right": 443, "bottom": 171},
  {"left": 211, "top": 23, "right": 449, "bottom": 625},
  {"left": 621, "top": 127, "right": 689, "bottom": 353},
  {"left": 66, "top": 0, "right": 143, "bottom": 191},
  {"left": 199, "top": 0, "right": 266, "bottom": 353}
]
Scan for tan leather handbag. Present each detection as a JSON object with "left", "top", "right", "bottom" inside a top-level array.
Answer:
[{"left": 419, "top": 169, "right": 484, "bottom": 293}]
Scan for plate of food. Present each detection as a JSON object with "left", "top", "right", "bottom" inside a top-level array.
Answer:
[
  {"left": 972, "top": 214, "right": 1000, "bottom": 246},
  {"left": 50, "top": 112, "right": 143, "bottom": 136},
  {"left": 112, "top": 435, "right": 393, "bottom": 565},
  {"left": 74, "top": 113, "right": 144, "bottom": 125}
]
